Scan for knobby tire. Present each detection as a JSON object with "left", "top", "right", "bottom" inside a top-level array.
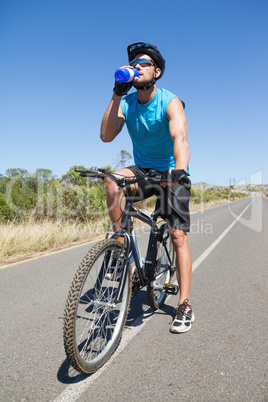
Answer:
[{"left": 63, "top": 239, "right": 131, "bottom": 374}]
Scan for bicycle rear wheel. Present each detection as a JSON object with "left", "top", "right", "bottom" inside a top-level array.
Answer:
[
  {"left": 147, "top": 223, "right": 175, "bottom": 310},
  {"left": 63, "top": 239, "right": 131, "bottom": 374}
]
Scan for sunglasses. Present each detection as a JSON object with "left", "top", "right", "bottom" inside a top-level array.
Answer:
[
  {"left": 128, "top": 42, "right": 158, "bottom": 54},
  {"left": 129, "top": 58, "right": 155, "bottom": 68}
]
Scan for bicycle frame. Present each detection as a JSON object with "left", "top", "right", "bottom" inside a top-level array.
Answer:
[
  {"left": 111, "top": 196, "right": 173, "bottom": 303},
  {"left": 76, "top": 169, "right": 176, "bottom": 303}
]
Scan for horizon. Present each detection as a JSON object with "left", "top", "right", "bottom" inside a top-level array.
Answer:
[{"left": 1, "top": 165, "right": 266, "bottom": 187}]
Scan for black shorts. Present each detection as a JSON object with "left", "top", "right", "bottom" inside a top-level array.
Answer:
[{"left": 127, "top": 165, "right": 191, "bottom": 232}]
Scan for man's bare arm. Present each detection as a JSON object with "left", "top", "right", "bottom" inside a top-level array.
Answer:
[
  {"left": 100, "top": 94, "right": 125, "bottom": 143},
  {"left": 166, "top": 97, "right": 189, "bottom": 171}
]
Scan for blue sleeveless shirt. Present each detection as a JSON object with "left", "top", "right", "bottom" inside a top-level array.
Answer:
[{"left": 120, "top": 88, "right": 185, "bottom": 172}]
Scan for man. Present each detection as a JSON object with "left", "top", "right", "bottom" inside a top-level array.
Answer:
[{"left": 100, "top": 42, "right": 194, "bottom": 333}]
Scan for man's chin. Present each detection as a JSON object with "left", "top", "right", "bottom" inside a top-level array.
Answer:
[{"left": 134, "top": 81, "right": 151, "bottom": 89}]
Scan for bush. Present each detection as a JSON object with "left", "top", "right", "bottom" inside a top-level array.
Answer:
[
  {"left": 4, "top": 176, "right": 37, "bottom": 219},
  {"left": 190, "top": 188, "right": 202, "bottom": 203},
  {"left": 230, "top": 192, "right": 247, "bottom": 199},
  {"left": 0, "top": 193, "right": 16, "bottom": 223},
  {"left": 215, "top": 189, "right": 230, "bottom": 200}
]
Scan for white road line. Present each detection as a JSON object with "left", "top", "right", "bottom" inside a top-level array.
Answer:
[
  {"left": 54, "top": 304, "right": 153, "bottom": 402},
  {"left": 54, "top": 198, "right": 254, "bottom": 402},
  {"left": 192, "top": 199, "right": 254, "bottom": 272}
]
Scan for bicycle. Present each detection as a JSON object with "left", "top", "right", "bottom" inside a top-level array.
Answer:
[{"left": 63, "top": 168, "right": 184, "bottom": 374}]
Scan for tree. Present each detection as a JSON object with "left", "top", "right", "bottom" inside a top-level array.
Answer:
[
  {"left": 35, "top": 168, "right": 56, "bottom": 182},
  {"left": 114, "top": 150, "right": 133, "bottom": 170},
  {"left": 5, "top": 168, "right": 29, "bottom": 180},
  {"left": 0, "top": 193, "right": 16, "bottom": 222},
  {"left": 60, "top": 166, "right": 89, "bottom": 187}
]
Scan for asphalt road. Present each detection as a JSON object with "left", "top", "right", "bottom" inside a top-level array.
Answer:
[{"left": 0, "top": 197, "right": 267, "bottom": 401}]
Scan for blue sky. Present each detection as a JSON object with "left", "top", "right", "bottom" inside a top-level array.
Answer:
[{"left": 0, "top": 0, "right": 267, "bottom": 185}]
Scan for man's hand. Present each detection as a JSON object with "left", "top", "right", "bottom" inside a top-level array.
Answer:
[
  {"left": 113, "top": 81, "right": 133, "bottom": 96},
  {"left": 113, "top": 65, "right": 137, "bottom": 96},
  {"left": 160, "top": 169, "right": 191, "bottom": 189}
]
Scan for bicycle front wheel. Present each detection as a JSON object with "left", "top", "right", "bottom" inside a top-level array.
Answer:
[
  {"left": 63, "top": 239, "right": 131, "bottom": 374},
  {"left": 147, "top": 223, "right": 175, "bottom": 310}
]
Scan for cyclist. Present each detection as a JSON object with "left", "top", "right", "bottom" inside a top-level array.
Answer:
[{"left": 100, "top": 42, "right": 194, "bottom": 333}]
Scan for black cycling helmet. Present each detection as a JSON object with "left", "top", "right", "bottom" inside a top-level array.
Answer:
[{"left": 127, "top": 42, "right": 166, "bottom": 80}]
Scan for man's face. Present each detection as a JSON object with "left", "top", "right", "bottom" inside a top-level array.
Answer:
[{"left": 130, "top": 53, "right": 160, "bottom": 86}]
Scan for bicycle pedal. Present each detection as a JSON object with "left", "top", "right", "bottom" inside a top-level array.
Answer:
[{"left": 163, "top": 283, "right": 179, "bottom": 295}]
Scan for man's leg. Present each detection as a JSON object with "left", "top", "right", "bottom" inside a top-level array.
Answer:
[
  {"left": 106, "top": 168, "right": 137, "bottom": 232},
  {"left": 171, "top": 229, "right": 192, "bottom": 305},
  {"left": 169, "top": 230, "right": 195, "bottom": 333},
  {"left": 105, "top": 168, "right": 137, "bottom": 280}
]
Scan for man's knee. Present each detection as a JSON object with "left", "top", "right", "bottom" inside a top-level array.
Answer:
[
  {"left": 107, "top": 168, "right": 134, "bottom": 197},
  {"left": 171, "top": 229, "right": 188, "bottom": 249},
  {"left": 107, "top": 177, "right": 118, "bottom": 197}
]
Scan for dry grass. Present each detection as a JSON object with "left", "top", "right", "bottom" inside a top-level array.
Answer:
[
  {"left": 0, "top": 198, "right": 241, "bottom": 266},
  {"left": 0, "top": 218, "right": 109, "bottom": 265},
  {"left": 189, "top": 198, "right": 235, "bottom": 213}
]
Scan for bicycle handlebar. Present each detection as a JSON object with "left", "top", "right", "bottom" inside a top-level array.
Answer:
[
  {"left": 75, "top": 168, "right": 191, "bottom": 189},
  {"left": 75, "top": 168, "right": 169, "bottom": 186}
]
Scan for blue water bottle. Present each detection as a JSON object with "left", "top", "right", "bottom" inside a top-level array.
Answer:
[{"left": 114, "top": 68, "right": 139, "bottom": 83}]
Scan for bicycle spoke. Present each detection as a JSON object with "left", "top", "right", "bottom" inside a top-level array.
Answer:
[{"left": 147, "top": 223, "right": 175, "bottom": 310}]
